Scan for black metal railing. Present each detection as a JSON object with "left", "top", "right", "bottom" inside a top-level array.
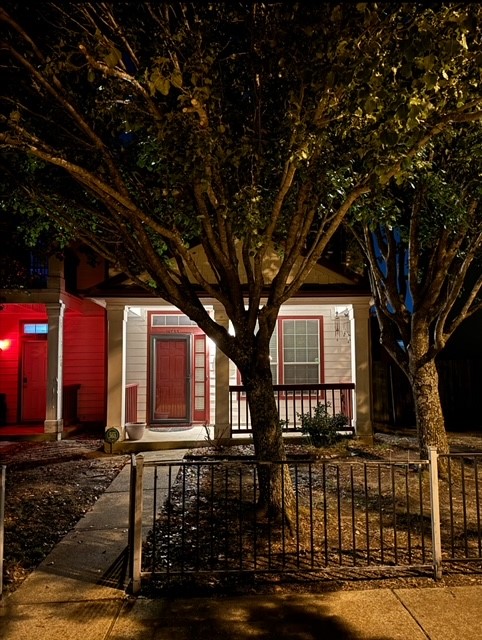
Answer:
[
  {"left": 129, "top": 456, "right": 434, "bottom": 592},
  {"left": 229, "top": 383, "right": 355, "bottom": 433},
  {"left": 438, "top": 453, "right": 482, "bottom": 564},
  {"left": 128, "top": 450, "right": 482, "bottom": 593}
]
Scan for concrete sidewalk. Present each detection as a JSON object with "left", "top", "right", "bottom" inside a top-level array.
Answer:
[{"left": 1, "top": 451, "right": 482, "bottom": 640}]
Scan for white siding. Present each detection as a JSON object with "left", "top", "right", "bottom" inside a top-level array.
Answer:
[
  {"left": 321, "top": 308, "right": 353, "bottom": 384},
  {"left": 124, "top": 304, "right": 353, "bottom": 425},
  {"left": 126, "top": 309, "right": 148, "bottom": 422},
  {"left": 276, "top": 304, "right": 352, "bottom": 383},
  {"left": 227, "top": 303, "right": 353, "bottom": 384}
]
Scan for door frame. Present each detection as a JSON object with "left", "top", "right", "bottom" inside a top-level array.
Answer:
[{"left": 150, "top": 333, "right": 192, "bottom": 424}]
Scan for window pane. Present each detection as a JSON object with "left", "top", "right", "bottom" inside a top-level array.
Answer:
[
  {"left": 152, "top": 314, "right": 196, "bottom": 326},
  {"left": 294, "top": 333, "right": 306, "bottom": 348},
  {"left": 23, "top": 323, "right": 48, "bottom": 334},
  {"left": 284, "top": 348, "right": 296, "bottom": 363},
  {"left": 307, "top": 334, "right": 318, "bottom": 348},
  {"left": 284, "top": 319, "right": 295, "bottom": 334},
  {"left": 307, "top": 348, "right": 319, "bottom": 361},
  {"left": 306, "top": 319, "right": 318, "bottom": 333},
  {"left": 284, "top": 364, "right": 319, "bottom": 384}
]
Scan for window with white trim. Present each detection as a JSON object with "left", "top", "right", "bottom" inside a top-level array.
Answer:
[{"left": 269, "top": 317, "right": 322, "bottom": 384}]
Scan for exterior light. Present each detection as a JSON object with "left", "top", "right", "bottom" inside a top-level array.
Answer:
[{"left": 0, "top": 339, "right": 11, "bottom": 351}]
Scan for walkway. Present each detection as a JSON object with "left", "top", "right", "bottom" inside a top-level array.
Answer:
[{"left": 1, "top": 450, "right": 482, "bottom": 639}]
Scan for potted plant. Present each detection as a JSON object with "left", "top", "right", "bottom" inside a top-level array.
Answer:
[{"left": 125, "top": 422, "right": 146, "bottom": 440}]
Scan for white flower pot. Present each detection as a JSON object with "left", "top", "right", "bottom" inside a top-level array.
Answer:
[{"left": 125, "top": 422, "right": 146, "bottom": 441}]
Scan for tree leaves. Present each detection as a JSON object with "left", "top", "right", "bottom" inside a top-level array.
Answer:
[{"left": 2, "top": 2, "right": 482, "bottom": 356}]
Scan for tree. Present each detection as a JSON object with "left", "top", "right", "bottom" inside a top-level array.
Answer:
[
  {"left": 1, "top": 2, "right": 482, "bottom": 517},
  {"left": 351, "top": 125, "right": 482, "bottom": 458}
]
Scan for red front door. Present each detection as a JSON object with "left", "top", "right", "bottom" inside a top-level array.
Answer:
[
  {"left": 21, "top": 340, "right": 47, "bottom": 421},
  {"left": 153, "top": 336, "right": 189, "bottom": 421}
]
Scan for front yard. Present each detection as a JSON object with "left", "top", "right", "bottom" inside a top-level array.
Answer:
[{"left": 2, "top": 430, "right": 482, "bottom": 598}]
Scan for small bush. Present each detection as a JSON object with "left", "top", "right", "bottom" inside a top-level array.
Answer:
[{"left": 298, "top": 402, "right": 350, "bottom": 447}]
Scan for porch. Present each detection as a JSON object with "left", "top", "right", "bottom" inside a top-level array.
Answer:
[
  {"left": 105, "top": 299, "right": 373, "bottom": 450},
  {"left": 106, "top": 380, "right": 356, "bottom": 453}
]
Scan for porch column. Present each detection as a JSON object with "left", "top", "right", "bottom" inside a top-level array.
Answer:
[
  {"left": 351, "top": 300, "right": 373, "bottom": 443},
  {"left": 213, "top": 306, "right": 231, "bottom": 441},
  {"left": 44, "top": 302, "right": 65, "bottom": 440},
  {"left": 106, "top": 304, "right": 127, "bottom": 438}
]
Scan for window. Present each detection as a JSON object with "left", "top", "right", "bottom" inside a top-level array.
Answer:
[
  {"left": 151, "top": 314, "right": 197, "bottom": 327},
  {"left": 23, "top": 323, "right": 48, "bottom": 334},
  {"left": 269, "top": 317, "right": 322, "bottom": 384},
  {"left": 28, "top": 253, "right": 48, "bottom": 287},
  {"left": 282, "top": 319, "right": 320, "bottom": 383}
]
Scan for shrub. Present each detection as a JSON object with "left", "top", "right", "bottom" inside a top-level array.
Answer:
[{"left": 298, "top": 402, "right": 350, "bottom": 447}]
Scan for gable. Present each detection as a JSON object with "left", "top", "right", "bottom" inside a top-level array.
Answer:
[
  {"left": 81, "top": 242, "right": 366, "bottom": 298},
  {"left": 185, "top": 242, "right": 356, "bottom": 286}
]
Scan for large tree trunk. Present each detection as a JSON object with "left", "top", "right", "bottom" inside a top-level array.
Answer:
[
  {"left": 409, "top": 358, "right": 450, "bottom": 459},
  {"left": 242, "top": 366, "right": 296, "bottom": 531}
]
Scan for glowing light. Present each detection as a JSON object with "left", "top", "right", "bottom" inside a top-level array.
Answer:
[{"left": 0, "top": 339, "right": 11, "bottom": 351}]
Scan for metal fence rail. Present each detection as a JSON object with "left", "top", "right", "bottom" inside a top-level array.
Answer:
[
  {"left": 128, "top": 449, "right": 482, "bottom": 594},
  {"left": 129, "top": 454, "right": 438, "bottom": 593},
  {"left": 438, "top": 453, "right": 482, "bottom": 565}
]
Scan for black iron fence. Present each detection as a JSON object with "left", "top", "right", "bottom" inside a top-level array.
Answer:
[
  {"left": 128, "top": 450, "right": 482, "bottom": 594},
  {"left": 439, "top": 453, "right": 482, "bottom": 564}
]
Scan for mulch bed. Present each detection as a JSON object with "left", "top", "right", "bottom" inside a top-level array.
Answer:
[{"left": 0, "top": 435, "right": 128, "bottom": 596}]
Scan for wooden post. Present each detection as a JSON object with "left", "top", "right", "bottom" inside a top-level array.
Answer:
[
  {"left": 428, "top": 446, "right": 443, "bottom": 580},
  {"left": 129, "top": 454, "right": 144, "bottom": 594}
]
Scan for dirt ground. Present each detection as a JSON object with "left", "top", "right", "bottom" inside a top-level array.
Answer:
[
  {"left": 1, "top": 429, "right": 482, "bottom": 598},
  {"left": 0, "top": 432, "right": 128, "bottom": 596}
]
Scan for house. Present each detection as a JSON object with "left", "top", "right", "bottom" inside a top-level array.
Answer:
[{"left": 0, "top": 245, "right": 374, "bottom": 449}]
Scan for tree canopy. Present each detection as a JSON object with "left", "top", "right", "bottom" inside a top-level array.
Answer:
[
  {"left": 2, "top": 3, "right": 482, "bottom": 339},
  {"left": 2, "top": 2, "right": 482, "bottom": 480},
  {"left": 354, "top": 125, "right": 482, "bottom": 371},
  {"left": 350, "top": 124, "right": 482, "bottom": 455}
]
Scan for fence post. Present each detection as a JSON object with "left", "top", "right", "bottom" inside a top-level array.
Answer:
[
  {"left": 428, "top": 446, "right": 443, "bottom": 580},
  {"left": 128, "top": 453, "right": 145, "bottom": 594},
  {"left": 0, "top": 465, "right": 5, "bottom": 599}
]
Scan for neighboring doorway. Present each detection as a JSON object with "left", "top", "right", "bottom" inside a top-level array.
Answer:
[
  {"left": 21, "top": 339, "right": 47, "bottom": 421},
  {"left": 151, "top": 335, "right": 190, "bottom": 422}
]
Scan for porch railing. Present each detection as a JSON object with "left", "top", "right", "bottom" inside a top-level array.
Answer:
[
  {"left": 125, "top": 384, "right": 139, "bottom": 424},
  {"left": 229, "top": 383, "right": 355, "bottom": 433}
]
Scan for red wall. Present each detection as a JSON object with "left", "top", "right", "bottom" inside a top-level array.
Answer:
[
  {"left": 64, "top": 312, "right": 106, "bottom": 424},
  {"left": 0, "top": 303, "right": 106, "bottom": 425},
  {"left": 0, "top": 304, "right": 46, "bottom": 423}
]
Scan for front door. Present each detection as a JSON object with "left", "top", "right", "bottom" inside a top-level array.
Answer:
[
  {"left": 21, "top": 339, "right": 47, "bottom": 421},
  {"left": 152, "top": 336, "right": 190, "bottom": 422}
]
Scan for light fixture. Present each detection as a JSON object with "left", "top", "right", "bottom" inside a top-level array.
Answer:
[
  {"left": 334, "top": 309, "right": 351, "bottom": 344},
  {"left": 0, "top": 339, "right": 11, "bottom": 351}
]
